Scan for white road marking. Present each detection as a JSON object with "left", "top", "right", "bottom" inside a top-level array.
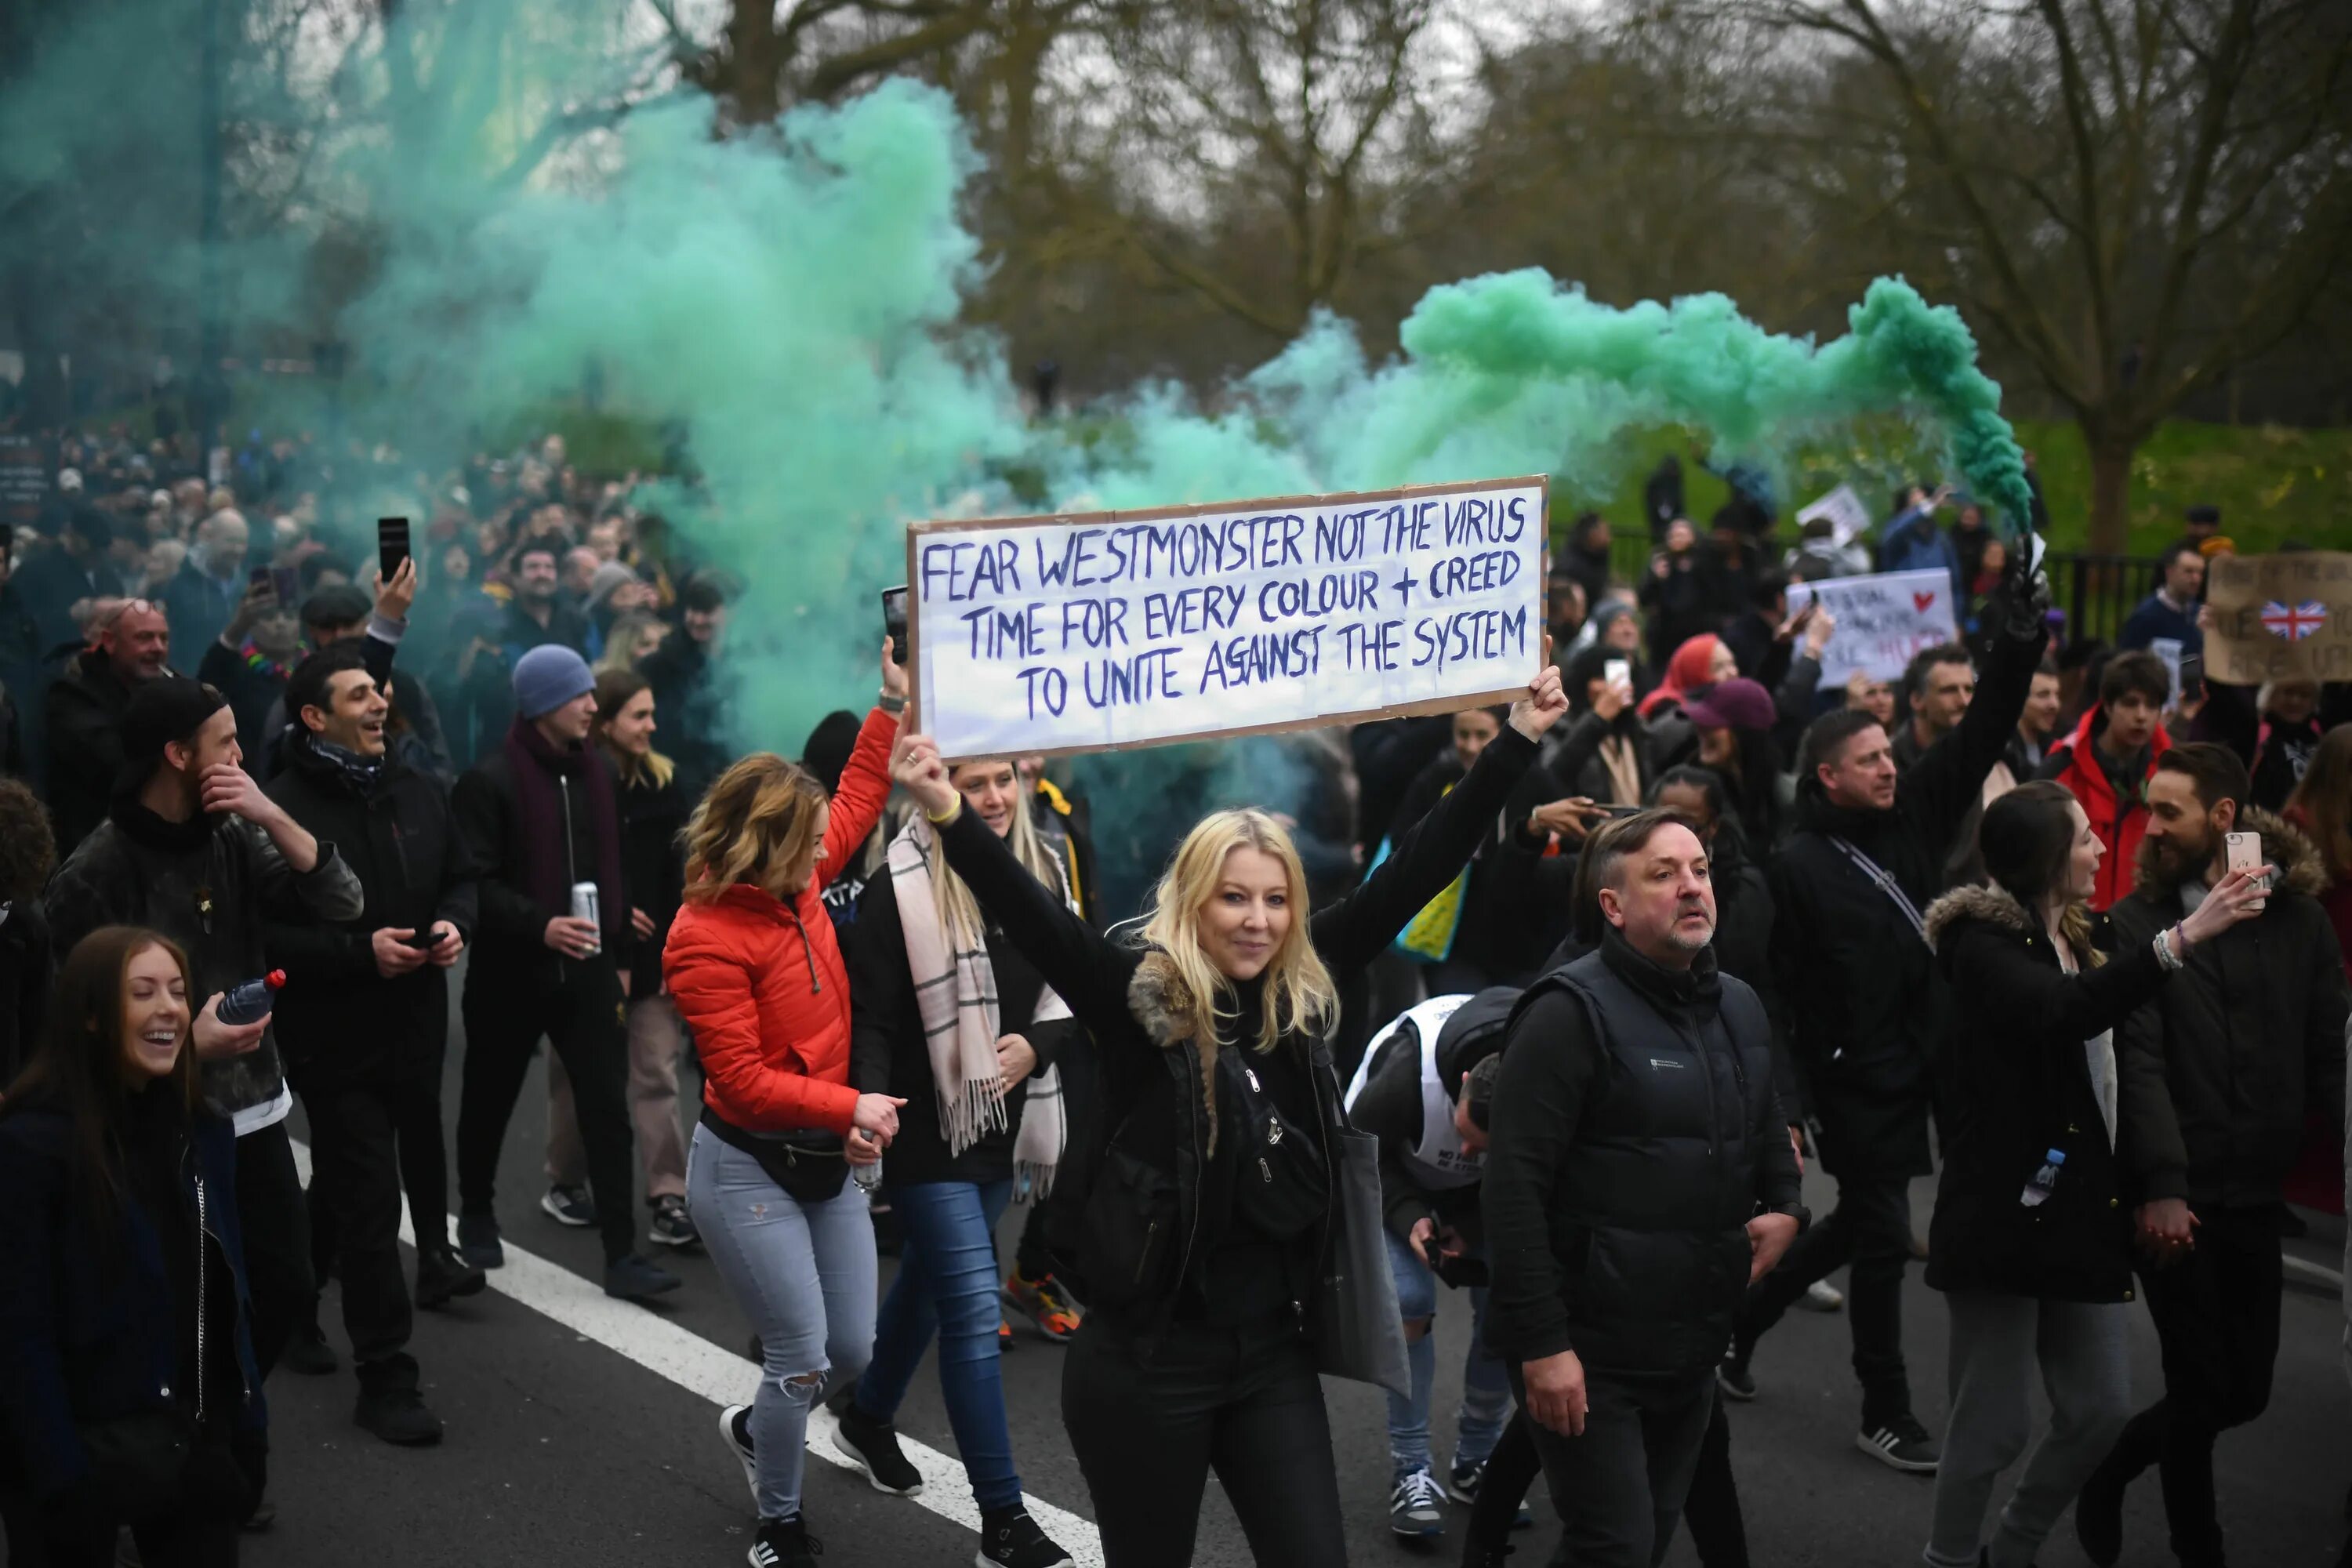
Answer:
[{"left": 287, "top": 1138, "right": 1104, "bottom": 1565}]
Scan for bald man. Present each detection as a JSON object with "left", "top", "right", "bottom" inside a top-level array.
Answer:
[
  {"left": 161, "top": 506, "right": 252, "bottom": 671},
  {"left": 45, "top": 597, "right": 173, "bottom": 851}
]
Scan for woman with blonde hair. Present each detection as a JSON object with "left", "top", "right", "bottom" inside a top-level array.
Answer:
[
  {"left": 663, "top": 641, "right": 908, "bottom": 1568},
  {"left": 891, "top": 662, "right": 1567, "bottom": 1568},
  {"left": 593, "top": 609, "right": 666, "bottom": 674}
]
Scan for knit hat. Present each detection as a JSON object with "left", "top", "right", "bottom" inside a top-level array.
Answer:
[
  {"left": 586, "top": 560, "right": 637, "bottom": 612},
  {"left": 117, "top": 677, "right": 227, "bottom": 794},
  {"left": 512, "top": 644, "right": 594, "bottom": 720},
  {"left": 1682, "top": 677, "right": 1777, "bottom": 735}
]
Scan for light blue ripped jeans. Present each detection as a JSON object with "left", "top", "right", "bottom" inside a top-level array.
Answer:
[{"left": 688, "top": 1123, "right": 878, "bottom": 1523}]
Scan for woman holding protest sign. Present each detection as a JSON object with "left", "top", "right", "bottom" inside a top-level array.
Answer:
[{"left": 890, "top": 660, "right": 1569, "bottom": 1568}]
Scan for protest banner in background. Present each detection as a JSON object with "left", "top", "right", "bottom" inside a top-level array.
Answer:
[
  {"left": 907, "top": 477, "right": 1548, "bottom": 761},
  {"left": 1786, "top": 568, "right": 1960, "bottom": 688},
  {"left": 2205, "top": 552, "right": 2352, "bottom": 685},
  {"left": 1796, "top": 484, "right": 1873, "bottom": 547},
  {"left": 0, "top": 434, "right": 47, "bottom": 528}
]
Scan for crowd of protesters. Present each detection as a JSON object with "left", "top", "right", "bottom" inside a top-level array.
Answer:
[{"left": 0, "top": 421, "right": 2343, "bottom": 1568}]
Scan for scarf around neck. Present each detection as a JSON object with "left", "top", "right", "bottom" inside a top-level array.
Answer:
[
  {"left": 884, "top": 813, "right": 1074, "bottom": 1192},
  {"left": 503, "top": 717, "right": 625, "bottom": 931}
]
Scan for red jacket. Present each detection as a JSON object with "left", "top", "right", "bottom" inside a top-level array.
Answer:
[
  {"left": 2043, "top": 706, "right": 2171, "bottom": 911},
  {"left": 664, "top": 706, "right": 897, "bottom": 1136}
]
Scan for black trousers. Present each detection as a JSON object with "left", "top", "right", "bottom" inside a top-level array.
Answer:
[
  {"left": 234, "top": 1118, "right": 314, "bottom": 1381},
  {"left": 1737, "top": 1174, "right": 1915, "bottom": 1421},
  {"left": 0, "top": 1433, "right": 245, "bottom": 1567},
  {"left": 1469, "top": 1392, "right": 1748, "bottom": 1567},
  {"left": 1061, "top": 1312, "right": 1346, "bottom": 1568},
  {"left": 301, "top": 1054, "right": 448, "bottom": 1366},
  {"left": 456, "top": 964, "right": 636, "bottom": 1263},
  {"left": 2093, "top": 1205, "right": 2285, "bottom": 1566},
  {"left": 1508, "top": 1367, "right": 1716, "bottom": 1568}
]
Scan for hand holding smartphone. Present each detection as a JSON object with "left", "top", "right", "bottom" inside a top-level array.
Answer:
[
  {"left": 378, "top": 517, "right": 412, "bottom": 585},
  {"left": 881, "top": 586, "right": 909, "bottom": 666},
  {"left": 2224, "top": 830, "right": 2268, "bottom": 912}
]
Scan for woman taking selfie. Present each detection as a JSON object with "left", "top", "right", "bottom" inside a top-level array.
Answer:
[
  {"left": 891, "top": 663, "right": 1567, "bottom": 1568},
  {"left": 836, "top": 754, "right": 1084, "bottom": 1568},
  {"left": 0, "top": 927, "right": 271, "bottom": 1566},
  {"left": 1918, "top": 782, "right": 2267, "bottom": 1568},
  {"left": 665, "top": 641, "right": 908, "bottom": 1568}
]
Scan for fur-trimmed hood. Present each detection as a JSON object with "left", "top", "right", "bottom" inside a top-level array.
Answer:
[
  {"left": 2131, "top": 805, "right": 2328, "bottom": 905},
  {"left": 1127, "top": 949, "right": 1226, "bottom": 1152},
  {"left": 1922, "top": 882, "right": 2034, "bottom": 952}
]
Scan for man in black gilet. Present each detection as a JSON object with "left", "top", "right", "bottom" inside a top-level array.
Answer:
[{"left": 1483, "top": 810, "right": 1805, "bottom": 1566}]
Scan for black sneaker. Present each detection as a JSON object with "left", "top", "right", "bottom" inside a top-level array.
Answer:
[
  {"left": 977, "top": 1508, "right": 1073, "bottom": 1568},
  {"left": 415, "top": 1247, "right": 487, "bottom": 1310},
  {"left": 719, "top": 1403, "right": 759, "bottom": 1512},
  {"left": 650, "top": 1194, "right": 701, "bottom": 1249},
  {"left": 283, "top": 1322, "right": 338, "bottom": 1377},
  {"left": 1857, "top": 1414, "right": 1940, "bottom": 1473},
  {"left": 603, "top": 1253, "right": 683, "bottom": 1301},
  {"left": 354, "top": 1382, "right": 444, "bottom": 1446},
  {"left": 455, "top": 1213, "right": 504, "bottom": 1270},
  {"left": 542, "top": 1184, "right": 597, "bottom": 1227},
  {"left": 1715, "top": 1343, "right": 1756, "bottom": 1403},
  {"left": 748, "top": 1514, "right": 822, "bottom": 1568},
  {"left": 2074, "top": 1459, "right": 2126, "bottom": 1566},
  {"left": 833, "top": 1404, "right": 924, "bottom": 1496},
  {"left": 1446, "top": 1457, "right": 1533, "bottom": 1528}
]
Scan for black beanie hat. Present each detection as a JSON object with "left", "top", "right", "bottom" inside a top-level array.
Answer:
[{"left": 116, "top": 677, "right": 227, "bottom": 794}]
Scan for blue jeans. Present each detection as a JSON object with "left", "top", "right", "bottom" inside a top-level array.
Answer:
[
  {"left": 688, "top": 1125, "right": 877, "bottom": 1523},
  {"left": 856, "top": 1178, "right": 1022, "bottom": 1512},
  {"left": 1383, "top": 1225, "right": 1511, "bottom": 1478}
]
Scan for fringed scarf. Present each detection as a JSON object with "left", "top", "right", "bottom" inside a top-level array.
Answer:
[{"left": 885, "top": 815, "right": 1074, "bottom": 1194}]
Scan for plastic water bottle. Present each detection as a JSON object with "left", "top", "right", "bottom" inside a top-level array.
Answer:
[
  {"left": 2019, "top": 1148, "right": 2066, "bottom": 1207},
  {"left": 852, "top": 1157, "right": 883, "bottom": 1196},
  {"left": 216, "top": 971, "right": 285, "bottom": 1025}
]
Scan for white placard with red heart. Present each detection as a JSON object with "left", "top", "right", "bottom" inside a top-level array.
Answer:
[{"left": 1786, "top": 568, "right": 1962, "bottom": 688}]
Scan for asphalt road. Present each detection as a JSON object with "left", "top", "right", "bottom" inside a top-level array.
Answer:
[{"left": 238, "top": 1012, "right": 2352, "bottom": 1568}]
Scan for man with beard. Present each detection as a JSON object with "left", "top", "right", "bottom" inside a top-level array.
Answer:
[
  {"left": 43, "top": 675, "right": 365, "bottom": 1527},
  {"left": 45, "top": 597, "right": 172, "bottom": 854},
  {"left": 266, "top": 647, "right": 484, "bottom": 1446},
  {"left": 637, "top": 574, "right": 730, "bottom": 796},
  {"left": 1717, "top": 550, "right": 2049, "bottom": 1474},
  {"left": 1483, "top": 810, "right": 1803, "bottom": 1567},
  {"left": 2076, "top": 743, "right": 2347, "bottom": 1568}
]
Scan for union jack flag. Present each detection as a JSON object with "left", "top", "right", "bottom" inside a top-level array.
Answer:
[{"left": 2260, "top": 600, "right": 2328, "bottom": 641}]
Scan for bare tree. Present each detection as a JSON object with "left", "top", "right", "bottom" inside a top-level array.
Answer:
[{"left": 1728, "top": 0, "right": 2352, "bottom": 549}]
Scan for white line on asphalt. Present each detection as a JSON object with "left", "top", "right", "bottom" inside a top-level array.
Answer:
[{"left": 287, "top": 1138, "right": 1105, "bottom": 1566}]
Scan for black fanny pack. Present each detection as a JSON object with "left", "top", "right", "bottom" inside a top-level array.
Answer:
[
  {"left": 1229, "top": 1057, "right": 1327, "bottom": 1240},
  {"left": 700, "top": 1108, "right": 851, "bottom": 1204}
]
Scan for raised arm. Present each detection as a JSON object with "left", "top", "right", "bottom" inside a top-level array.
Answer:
[{"left": 1900, "top": 605, "right": 2048, "bottom": 855}]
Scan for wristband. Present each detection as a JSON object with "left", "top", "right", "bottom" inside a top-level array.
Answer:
[
  {"left": 925, "top": 796, "right": 963, "bottom": 827},
  {"left": 2154, "top": 926, "right": 2186, "bottom": 972},
  {"left": 878, "top": 692, "right": 907, "bottom": 714}
]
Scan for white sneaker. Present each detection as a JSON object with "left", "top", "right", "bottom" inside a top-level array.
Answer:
[{"left": 1802, "top": 1279, "right": 1846, "bottom": 1312}]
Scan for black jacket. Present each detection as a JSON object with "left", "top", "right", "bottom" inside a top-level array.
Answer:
[
  {"left": 13, "top": 544, "right": 122, "bottom": 660},
  {"left": 1483, "top": 932, "right": 1800, "bottom": 1379},
  {"left": 451, "top": 744, "right": 630, "bottom": 989},
  {"left": 938, "top": 725, "right": 1540, "bottom": 1331},
  {"left": 1350, "top": 714, "right": 1453, "bottom": 860},
  {"left": 1543, "top": 710, "right": 1661, "bottom": 807},
  {"left": 614, "top": 761, "right": 690, "bottom": 1000},
  {"left": 1922, "top": 886, "right": 2171, "bottom": 1303},
  {"left": 638, "top": 635, "right": 728, "bottom": 799},
  {"left": 263, "top": 736, "right": 477, "bottom": 1089},
  {"left": 847, "top": 864, "right": 1075, "bottom": 1187},
  {"left": 45, "top": 804, "right": 364, "bottom": 1123},
  {"left": 2107, "top": 811, "right": 2350, "bottom": 1210},
  {"left": 1767, "top": 614, "right": 2047, "bottom": 1178},
  {"left": 0, "top": 899, "right": 52, "bottom": 1087},
  {"left": 1388, "top": 753, "right": 1576, "bottom": 987},
  {"left": 43, "top": 652, "right": 139, "bottom": 853}
]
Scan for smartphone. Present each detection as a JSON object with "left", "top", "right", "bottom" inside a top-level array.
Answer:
[
  {"left": 404, "top": 927, "right": 441, "bottom": 951},
  {"left": 1603, "top": 658, "right": 1632, "bottom": 691},
  {"left": 2224, "top": 830, "right": 2268, "bottom": 910},
  {"left": 270, "top": 565, "right": 300, "bottom": 606},
  {"left": 378, "top": 515, "right": 412, "bottom": 584},
  {"left": 249, "top": 565, "right": 273, "bottom": 596},
  {"left": 881, "top": 585, "right": 909, "bottom": 666},
  {"left": 2176, "top": 653, "right": 2204, "bottom": 706}
]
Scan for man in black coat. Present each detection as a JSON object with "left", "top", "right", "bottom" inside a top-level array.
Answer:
[
  {"left": 1719, "top": 553, "right": 2049, "bottom": 1473},
  {"left": 43, "top": 597, "right": 172, "bottom": 855},
  {"left": 1484, "top": 811, "right": 1802, "bottom": 1568},
  {"left": 265, "top": 647, "right": 483, "bottom": 1448},
  {"left": 637, "top": 574, "right": 731, "bottom": 797},
  {"left": 2077, "top": 745, "right": 2349, "bottom": 1568},
  {"left": 13, "top": 505, "right": 125, "bottom": 659}
]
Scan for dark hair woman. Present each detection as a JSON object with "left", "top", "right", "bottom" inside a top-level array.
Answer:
[
  {"left": 1915, "top": 782, "right": 2267, "bottom": 1568},
  {"left": 0, "top": 927, "right": 268, "bottom": 1566},
  {"left": 889, "top": 666, "right": 1567, "bottom": 1568}
]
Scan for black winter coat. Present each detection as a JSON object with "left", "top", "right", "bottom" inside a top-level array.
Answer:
[
  {"left": 2107, "top": 811, "right": 2350, "bottom": 1210},
  {"left": 450, "top": 745, "right": 629, "bottom": 989},
  {"left": 1388, "top": 753, "right": 1577, "bottom": 988},
  {"left": 938, "top": 726, "right": 1540, "bottom": 1331},
  {"left": 1768, "top": 615, "right": 2046, "bottom": 1178},
  {"left": 263, "top": 738, "right": 477, "bottom": 1090},
  {"left": 0, "top": 899, "right": 51, "bottom": 1086},
  {"left": 614, "top": 761, "right": 689, "bottom": 1000},
  {"left": 1922, "top": 886, "right": 2171, "bottom": 1302},
  {"left": 42, "top": 652, "right": 137, "bottom": 853}
]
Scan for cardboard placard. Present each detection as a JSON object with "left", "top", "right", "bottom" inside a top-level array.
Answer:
[
  {"left": 2205, "top": 552, "right": 2352, "bottom": 685},
  {"left": 906, "top": 477, "right": 1548, "bottom": 761},
  {"left": 1786, "top": 568, "right": 1960, "bottom": 688},
  {"left": 1796, "top": 484, "right": 1873, "bottom": 548}
]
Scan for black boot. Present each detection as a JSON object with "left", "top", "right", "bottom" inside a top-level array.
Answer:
[
  {"left": 354, "top": 1352, "right": 444, "bottom": 1446},
  {"left": 415, "top": 1245, "right": 487, "bottom": 1310},
  {"left": 283, "top": 1319, "right": 337, "bottom": 1377}
]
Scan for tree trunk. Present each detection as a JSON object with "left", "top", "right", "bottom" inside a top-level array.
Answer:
[{"left": 2085, "top": 426, "right": 2135, "bottom": 556}]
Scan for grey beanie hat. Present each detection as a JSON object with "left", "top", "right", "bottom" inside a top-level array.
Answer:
[{"left": 513, "top": 644, "right": 595, "bottom": 720}]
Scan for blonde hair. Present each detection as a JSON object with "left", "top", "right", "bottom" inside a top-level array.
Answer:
[
  {"left": 1141, "top": 809, "right": 1338, "bottom": 1059},
  {"left": 682, "top": 753, "right": 833, "bottom": 902},
  {"left": 931, "top": 760, "right": 1065, "bottom": 948}
]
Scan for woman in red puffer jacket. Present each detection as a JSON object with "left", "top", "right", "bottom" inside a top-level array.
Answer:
[{"left": 665, "top": 641, "right": 906, "bottom": 1566}]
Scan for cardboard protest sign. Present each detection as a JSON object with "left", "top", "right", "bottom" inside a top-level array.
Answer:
[
  {"left": 907, "top": 477, "right": 1548, "bottom": 761},
  {"left": 1796, "top": 484, "right": 1872, "bottom": 548},
  {"left": 0, "top": 435, "right": 47, "bottom": 528},
  {"left": 2205, "top": 552, "right": 2352, "bottom": 685},
  {"left": 1786, "top": 568, "right": 1960, "bottom": 688}
]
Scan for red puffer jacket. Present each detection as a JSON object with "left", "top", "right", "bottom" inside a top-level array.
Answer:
[
  {"left": 665, "top": 706, "right": 897, "bottom": 1136},
  {"left": 2042, "top": 705, "right": 2172, "bottom": 911}
]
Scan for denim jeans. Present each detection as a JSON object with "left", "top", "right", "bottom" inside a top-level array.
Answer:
[
  {"left": 688, "top": 1125, "right": 877, "bottom": 1523},
  {"left": 856, "top": 1178, "right": 1022, "bottom": 1512},
  {"left": 1381, "top": 1224, "right": 1511, "bottom": 1477}
]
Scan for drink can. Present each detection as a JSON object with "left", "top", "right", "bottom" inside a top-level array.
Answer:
[{"left": 571, "top": 881, "right": 601, "bottom": 956}]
